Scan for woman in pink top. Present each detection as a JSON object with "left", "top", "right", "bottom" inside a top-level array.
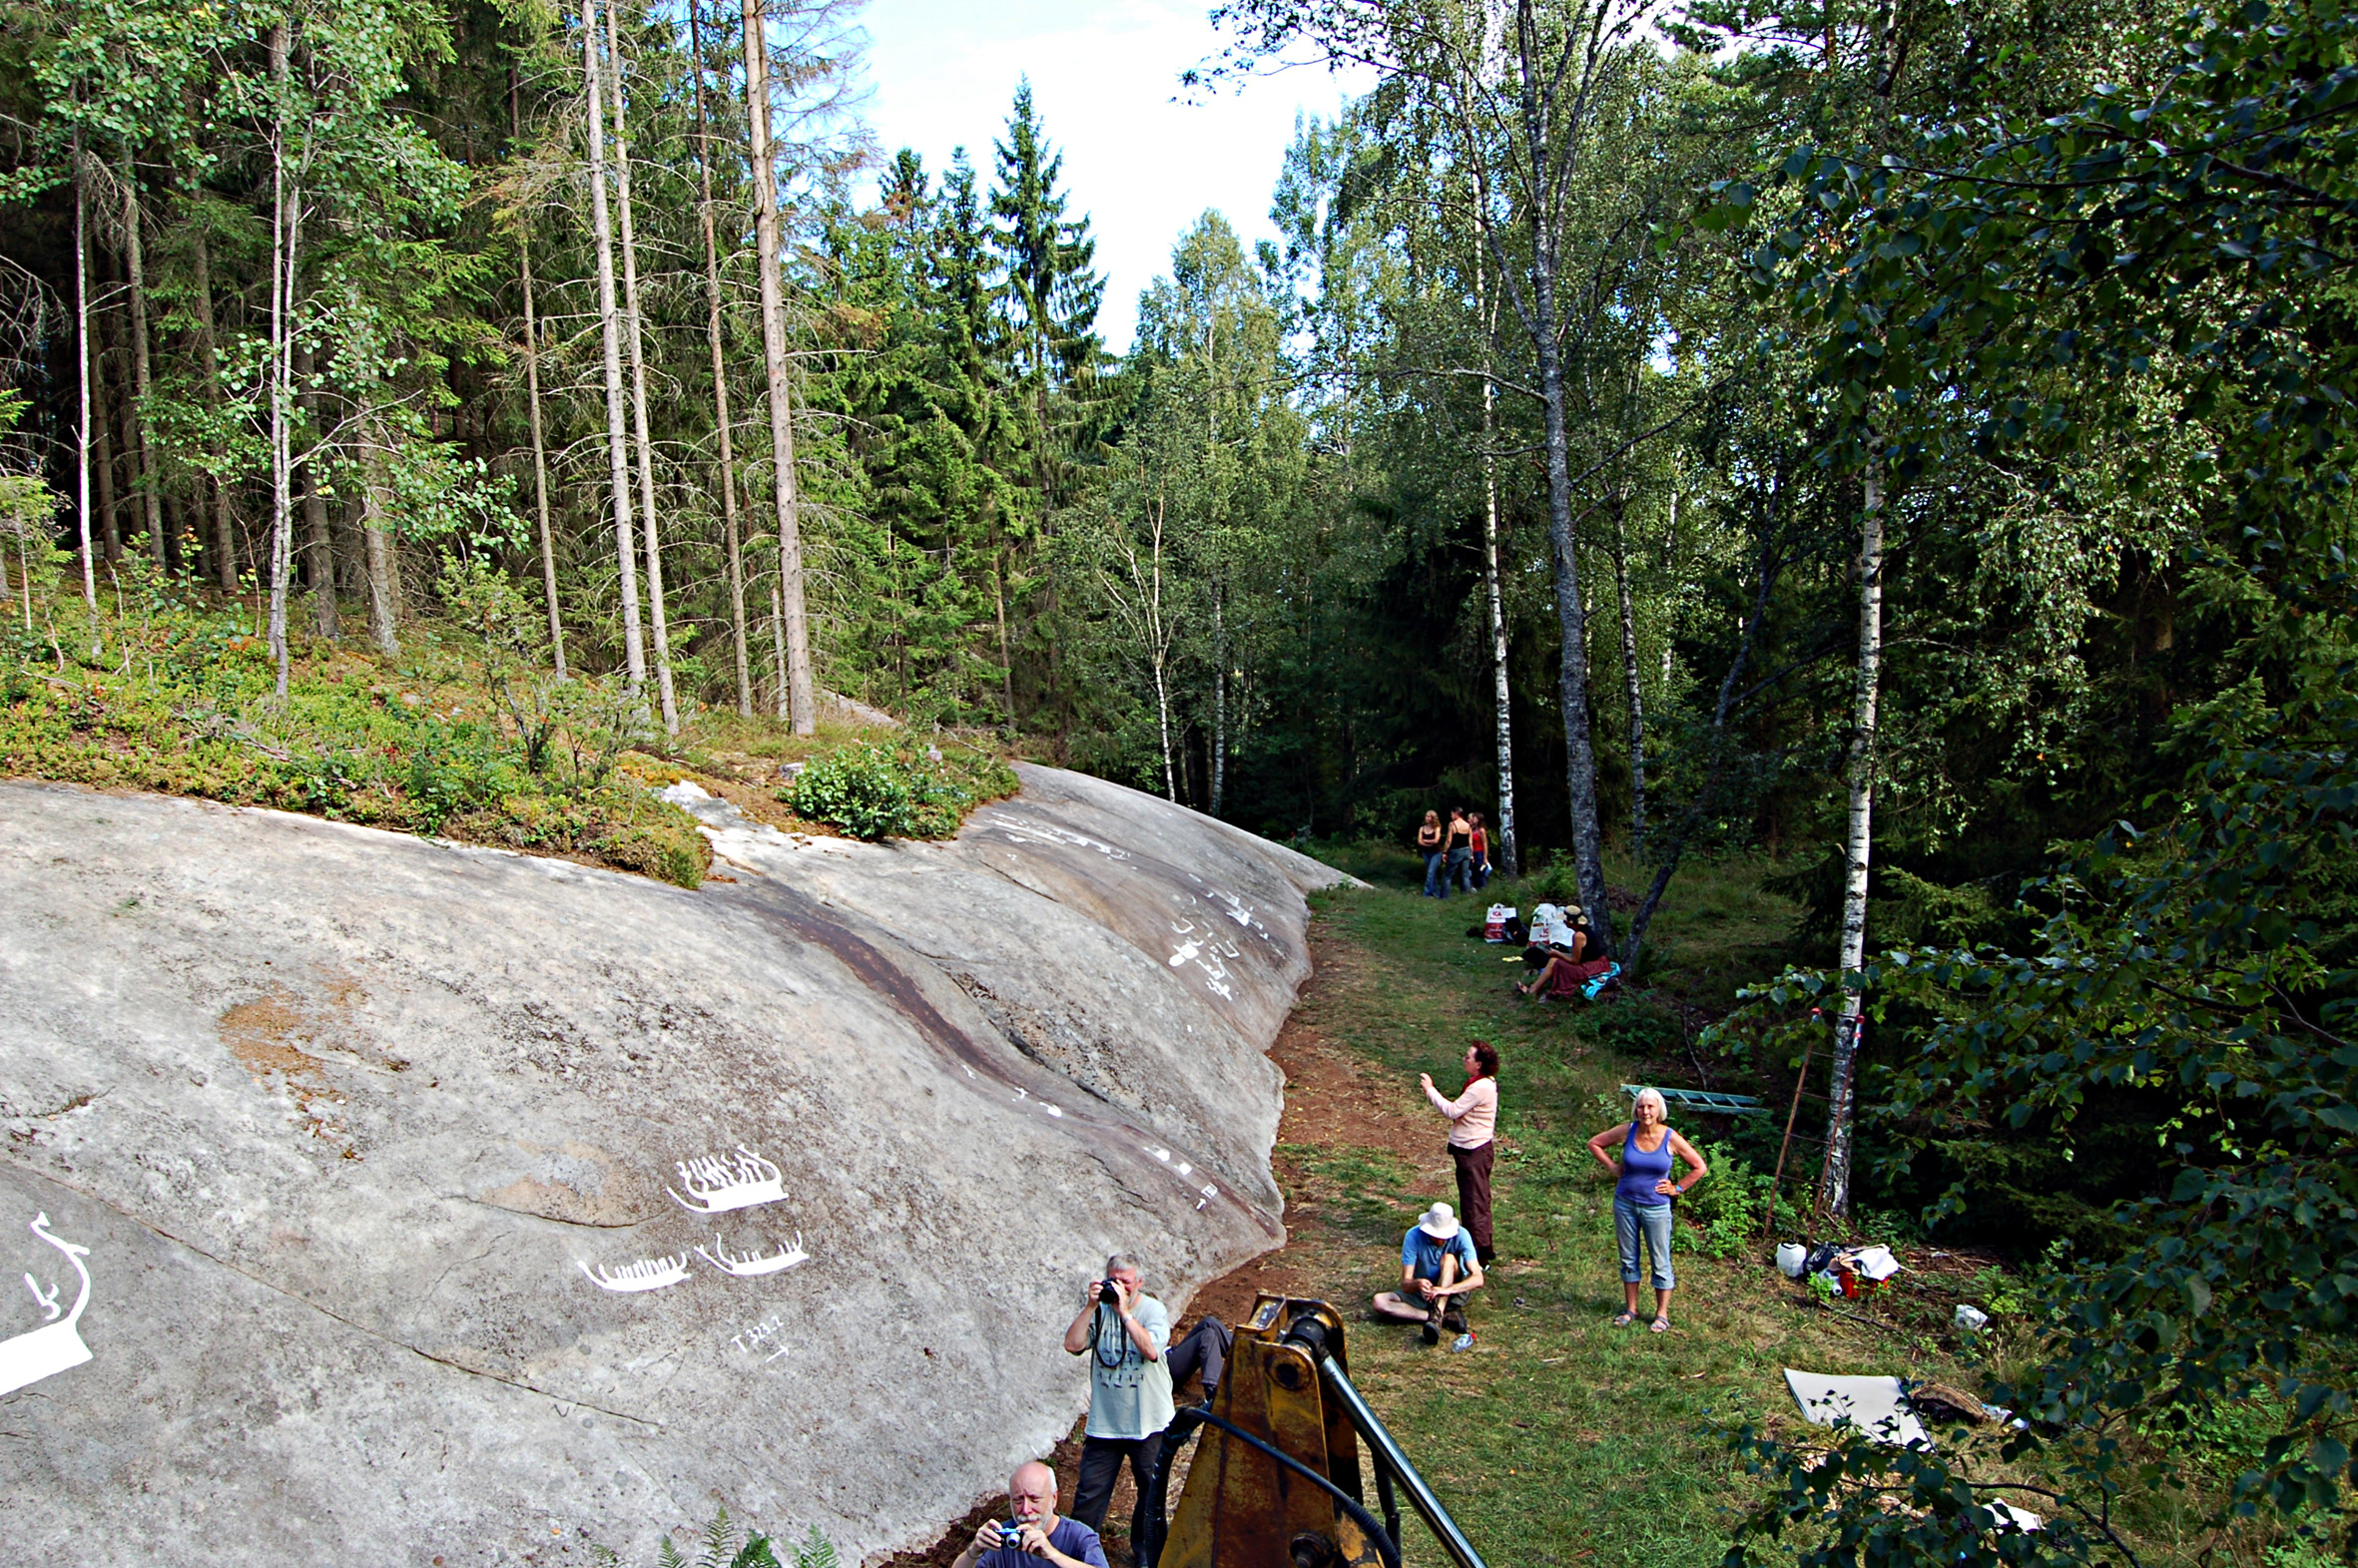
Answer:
[{"left": 1421, "top": 1042, "right": 1500, "bottom": 1264}]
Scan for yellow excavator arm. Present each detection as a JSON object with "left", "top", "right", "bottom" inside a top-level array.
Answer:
[{"left": 1136, "top": 1295, "right": 1489, "bottom": 1568}]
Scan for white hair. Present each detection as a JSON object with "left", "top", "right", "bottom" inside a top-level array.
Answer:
[
  {"left": 1105, "top": 1253, "right": 1142, "bottom": 1279},
  {"left": 1632, "top": 1087, "right": 1668, "bottom": 1119}
]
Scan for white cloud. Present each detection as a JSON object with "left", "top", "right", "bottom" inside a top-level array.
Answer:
[{"left": 854, "top": 0, "right": 1371, "bottom": 352}]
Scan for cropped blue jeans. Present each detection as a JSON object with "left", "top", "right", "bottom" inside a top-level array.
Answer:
[{"left": 1613, "top": 1197, "right": 1676, "bottom": 1292}]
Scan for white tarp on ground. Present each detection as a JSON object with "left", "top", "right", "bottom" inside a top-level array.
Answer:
[{"left": 1784, "top": 1369, "right": 1933, "bottom": 1448}]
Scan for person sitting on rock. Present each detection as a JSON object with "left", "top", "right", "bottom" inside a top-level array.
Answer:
[
  {"left": 1373, "top": 1203, "right": 1483, "bottom": 1350},
  {"left": 952, "top": 1459, "right": 1108, "bottom": 1568}
]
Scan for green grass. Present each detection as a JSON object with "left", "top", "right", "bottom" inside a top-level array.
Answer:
[
  {"left": 1246, "top": 876, "right": 2317, "bottom": 1567},
  {"left": 1261, "top": 880, "right": 2010, "bottom": 1568}
]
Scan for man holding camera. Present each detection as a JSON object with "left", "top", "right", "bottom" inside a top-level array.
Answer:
[
  {"left": 949, "top": 1459, "right": 1108, "bottom": 1568},
  {"left": 1061, "top": 1253, "right": 1174, "bottom": 1539}
]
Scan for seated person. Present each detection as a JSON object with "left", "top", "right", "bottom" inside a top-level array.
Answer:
[
  {"left": 1521, "top": 902, "right": 1580, "bottom": 965},
  {"left": 951, "top": 1459, "right": 1108, "bottom": 1568},
  {"left": 1373, "top": 1202, "right": 1483, "bottom": 1349}
]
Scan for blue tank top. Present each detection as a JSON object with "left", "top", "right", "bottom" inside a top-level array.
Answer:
[{"left": 1617, "top": 1123, "right": 1675, "bottom": 1208}]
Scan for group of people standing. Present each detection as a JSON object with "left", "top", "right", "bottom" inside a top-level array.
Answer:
[
  {"left": 1372, "top": 1045, "right": 1707, "bottom": 1346},
  {"left": 1417, "top": 808, "right": 1491, "bottom": 897}
]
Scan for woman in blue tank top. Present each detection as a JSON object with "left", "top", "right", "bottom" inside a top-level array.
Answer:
[{"left": 1585, "top": 1087, "right": 1708, "bottom": 1331}]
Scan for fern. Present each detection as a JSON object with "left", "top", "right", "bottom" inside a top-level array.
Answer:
[
  {"left": 787, "top": 1525, "right": 839, "bottom": 1568},
  {"left": 698, "top": 1506, "right": 739, "bottom": 1568}
]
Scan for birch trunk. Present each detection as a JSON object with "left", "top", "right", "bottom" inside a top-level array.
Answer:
[
  {"left": 512, "top": 75, "right": 567, "bottom": 678},
  {"left": 583, "top": 0, "right": 647, "bottom": 688},
  {"left": 688, "top": 0, "right": 749, "bottom": 714},
  {"left": 742, "top": 0, "right": 816, "bottom": 732},
  {"left": 121, "top": 154, "right": 166, "bottom": 569},
  {"left": 71, "top": 129, "right": 95, "bottom": 611},
  {"left": 1610, "top": 491, "right": 1647, "bottom": 858},
  {"left": 1211, "top": 583, "right": 1226, "bottom": 816},
  {"left": 604, "top": 0, "right": 677, "bottom": 732},
  {"left": 266, "top": 23, "right": 297, "bottom": 696},
  {"left": 1474, "top": 263, "right": 1518, "bottom": 878},
  {"left": 1820, "top": 448, "right": 1884, "bottom": 1218},
  {"left": 190, "top": 227, "right": 238, "bottom": 591}
]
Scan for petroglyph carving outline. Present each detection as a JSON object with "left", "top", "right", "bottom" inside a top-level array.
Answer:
[
  {"left": 695, "top": 1234, "right": 810, "bottom": 1279},
  {"left": 578, "top": 1254, "right": 692, "bottom": 1293},
  {"left": 0, "top": 1213, "right": 94, "bottom": 1397},
  {"left": 667, "top": 1146, "right": 787, "bottom": 1215}
]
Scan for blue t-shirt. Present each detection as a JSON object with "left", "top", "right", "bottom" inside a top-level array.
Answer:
[
  {"left": 981, "top": 1517, "right": 1109, "bottom": 1568},
  {"left": 1402, "top": 1226, "right": 1478, "bottom": 1283}
]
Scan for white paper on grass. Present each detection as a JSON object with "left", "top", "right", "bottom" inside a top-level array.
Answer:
[
  {"left": 1782, "top": 1369, "right": 1932, "bottom": 1449},
  {"left": 1988, "top": 1500, "right": 2044, "bottom": 1532}
]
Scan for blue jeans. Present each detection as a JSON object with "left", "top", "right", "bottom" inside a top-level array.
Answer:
[
  {"left": 1614, "top": 1197, "right": 1675, "bottom": 1291},
  {"left": 1446, "top": 846, "right": 1472, "bottom": 894},
  {"left": 1423, "top": 850, "right": 1446, "bottom": 896}
]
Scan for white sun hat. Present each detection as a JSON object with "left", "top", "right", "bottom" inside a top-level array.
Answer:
[{"left": 1418, "top": 1203, "right": 1461, "bottom": 1240}]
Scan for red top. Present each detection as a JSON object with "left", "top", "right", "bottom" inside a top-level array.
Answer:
[{"left": 1471, "top": 828, "right": 1487, "bottom": 856}]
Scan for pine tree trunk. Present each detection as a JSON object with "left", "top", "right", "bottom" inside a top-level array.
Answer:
[
  {"left": 1610, "top": 491, "right": 1646, "bottom": 859},
  {"left": 688, "top": 0, "right": 750, "bottom": 716},
  {"left": 94, "top": 371, "right": 120, "bottom": 564},
  {"left": 604, "top": 0, "right": 677, "bottom": 732},
  {"left": 121, "top": 153, "right": 166, "bottom": 569},
  {"left": 296, "top": 338, "right": 337, "bottom": 637},
  {"left": 742, "top": 0, "right": 816, "bottom": 732},
  {"left": 513, "top": 74, "right": 567, "bottom": 678},
  {"left": 583, "top": 0, "right": 647, "bottom": 689},
  {"left": 1661, "top": 488, "right": 1678, "bottom": 683},
  {"left": 1820, "top": 447, "right": 1885, "bottom": 1219},
  {"left": 70, "top": 128, "right": 96, "bottom": 611},
  {"left": 190, "top": 226, "right": 238, "bottom": 592},
  {"left": 360, "top": 395, "right": 398, "bottom": 655}
]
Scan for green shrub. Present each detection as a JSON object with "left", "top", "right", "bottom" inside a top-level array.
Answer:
[
  {"left": 781, "top": 740, "right": 1018, "bottom": 841},
  {"left": 1680, "top": 1148, "right": 1798, "bottom": 1259},
  {"left": 785, "top": 743, "right": 915, "bottom": 838}
]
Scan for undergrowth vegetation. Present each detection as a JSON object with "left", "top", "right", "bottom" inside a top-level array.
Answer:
[{"left": 0, "top": 566, "right": 1014, "bottom": 884}]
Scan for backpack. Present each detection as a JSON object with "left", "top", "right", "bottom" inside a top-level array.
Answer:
[{"left": 1581, "top": 961, "right": 1622, "bottom": 1000}]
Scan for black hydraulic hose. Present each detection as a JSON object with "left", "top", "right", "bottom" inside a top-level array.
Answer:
[
  {"left": 1134, "top": 1404, "right": 1402, "bottom": 1568},
  {"left": 1371, "top": 1443, "right": 1403, "bottom": 1555},
  {"left": 1309, "top": 1352, "right": 1490, "bottom": 1568}
]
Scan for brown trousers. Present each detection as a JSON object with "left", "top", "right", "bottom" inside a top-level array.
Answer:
[{"left": 1452, "top": 1140, "right": 1495, "bottom": 1263}]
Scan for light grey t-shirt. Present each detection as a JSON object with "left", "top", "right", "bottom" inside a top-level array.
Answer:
[{"left": 1084, "top": 1293, "right": 1175, "bottom": 1439}]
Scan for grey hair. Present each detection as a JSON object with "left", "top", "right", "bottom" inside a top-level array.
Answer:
[
  {"left": 1105, "top": 1253, "right": 1142, "bottom": 1279},
  {"left": 1632, "top": 1087, "right": 1668, "bottom": 1119}
]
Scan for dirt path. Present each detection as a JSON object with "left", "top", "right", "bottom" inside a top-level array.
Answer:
[{"left": 884, "top": 915, "right": 1409, "bottom": 1567}]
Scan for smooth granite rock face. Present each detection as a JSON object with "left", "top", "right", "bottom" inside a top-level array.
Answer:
[{"left": 0, "top": 767, "right": 1342, "bottom": 1565}]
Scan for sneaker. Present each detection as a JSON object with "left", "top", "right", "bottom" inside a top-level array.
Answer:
[
  {"left": 1421, "top": 1316, "right": 1441, "bottom": 1345},
  {"left": 1449, "top": 1332, "right": 1474, "bottom": 1352}
]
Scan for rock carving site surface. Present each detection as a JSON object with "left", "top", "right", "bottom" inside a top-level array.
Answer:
[{"left": 0, "top": 766, "right": 1343, "bottom": 1564}]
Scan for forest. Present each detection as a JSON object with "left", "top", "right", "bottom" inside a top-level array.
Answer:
[{"left": 1, "top": 0, "right": 2353, "bottom": 1560}]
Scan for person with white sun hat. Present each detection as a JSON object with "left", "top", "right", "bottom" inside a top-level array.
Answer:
[{"left": 1372, "top": 1202, "right": 1484, "bottom": 1350}]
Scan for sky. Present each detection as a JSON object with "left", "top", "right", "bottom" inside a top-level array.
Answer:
[{"left": 852, "top": 0, "right": 1374, "bottom": 353}]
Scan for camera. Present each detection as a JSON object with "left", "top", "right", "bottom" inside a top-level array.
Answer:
[
  {"left": 1097, "top": 1278, "right": 1124, "bottom": 1307},
  {"left": 998, "top": 1518, "right": 1031, "bottom": 1550}
]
